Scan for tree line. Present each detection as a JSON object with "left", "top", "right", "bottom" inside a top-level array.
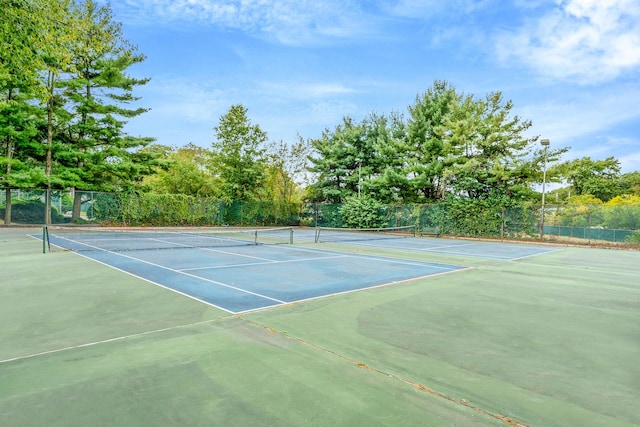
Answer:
[
  {"left": 2, "top": 1, "right": 639, "bottom": 227},
  {"left": 142, "top": 81, "right": 639, "bottom": 211}
]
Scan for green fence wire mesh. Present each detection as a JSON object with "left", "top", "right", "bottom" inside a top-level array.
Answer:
[{"left": 2, "top": 189, "right": 639, "bottom": 246}]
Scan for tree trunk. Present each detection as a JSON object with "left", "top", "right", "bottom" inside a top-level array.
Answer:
[
  {"left": 4, "top": 188, "right": 11, "bottom": 225},
  {"left": 45, "top": 71, "right": 54, "bottom": 225},
  {"left": 71, "top": 72, "right": 91, "bottom": 223},
  {"left": 4, "top": 89, "right": 14, "bottom": 225},
  {"left": 72, "top": 190, "right": 82, "bottom": 221}
]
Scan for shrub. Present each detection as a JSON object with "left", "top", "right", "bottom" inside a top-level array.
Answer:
[
  {"left": 625, "top": 231, "right": 640, "bottom": 245},
  {"left": 339, "top": 196, "right": 386, "bottom": 228},
  {"left": 0, "top": 200, "right": 64, "bottom": 223}
]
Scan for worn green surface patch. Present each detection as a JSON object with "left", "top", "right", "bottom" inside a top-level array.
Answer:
[
  {"left": 1, "top": 318, "right": 502, "bottom": 427},
  {"left": 249, "top": 247, "right": 640, "bottom": 427}
]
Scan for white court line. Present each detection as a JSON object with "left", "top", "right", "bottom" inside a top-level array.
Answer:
[
  {"left": 1, "top": 266, "right": 471, "bottom": 363},
  {"left": 47, "top": 234, "right": 467, "bottom": 316},
  {"left": 239, "top": 266, "right": 474, "bottom": 314},
  {"left": 509, "top": 248, "right": 561, "bottom": 261},
  {"left": 336, "top": 240, "right": 551, "bottom": 260},
  {"left": 0, "top": 318, "right": 222, "bottom": 365},
  {"left": 342, "top": 240, "right": 476, "bottom": 251},
  {"left": 51, "top": 233, "right": 279, "bottom": 262},
  {"left": 180, "top": 254, "right": 348, "bottom": 272},
  {"left": 149, "top": 237, "right": 276, "bottom": 262},
  {"left": 342, "top": 253, "right": 460, "bottom": 269},
  {"left": 283, "top": 243, "right": 463, "bottom": 269},
  {"left": 52, "top": 235, "right": 286, "bottom": 305},
  {"left": 42, "top": 241, "right": 238, "bottom": 313}
]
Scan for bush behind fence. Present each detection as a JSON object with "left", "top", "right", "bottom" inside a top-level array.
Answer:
[{"left": 2, "top": 189, "right": 639, "bottom": 246}]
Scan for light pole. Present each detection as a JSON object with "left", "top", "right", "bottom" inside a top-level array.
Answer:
[{"left": 540, "top": 138, "right": 550, "bottom": 238}]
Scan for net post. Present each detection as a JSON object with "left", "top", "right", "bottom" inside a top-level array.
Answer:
[
  {"left": 289, "top": 228, "right": 293, "bottom": 244},
  {"left": 254, "top": 230, "right": 258, "bottom": 245},
  {"left": 42, "top": 226, "right": 50, "bottom": 253}
]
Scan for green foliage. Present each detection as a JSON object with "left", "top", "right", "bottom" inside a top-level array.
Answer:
[
  {"left": 308, "top": 116, "right": 366, "bottom": 203},
  {"left": 219, "top": 200, "right": 301, "bottom": 226},
  {"left": 603, "top": 196, "right": 640, "bottom": 230},
  {"left": 113, "top": 193, "right": 221, "bottom": 226},
  {"left": 339, "top": 196, "right": 386, "bottom": 228},
  {"left": 307, "top": 80, "right": 551, "bottom": 206},
  {"left": 626, "top": 231, "right": 640, "bottom": 245},
  {"left": 1, "top": 0, "right": 155, "bottom": 225},
  {"left": 210, "top": 104, "right": 268, "bottom": 201},
  {"left": 144, "top": 144, "right": 218, "bottom": 196},
  {"left": 554, "top": 157, "right": 622, "bottom": 202},
  {"left": 440, "top": 197, "right": 504, "bottom": 236},
  {"left": 403, "top": 80, "right": 458, "bottom": 201},
  {"left": 0, "top": 199, "right": 63, "bottom": 223},
  {"left": 56, "top": 1, "right": 156, "bottom": 194},
  {"left": 90, "top": 192, "right": 302, "bottom": 227},
  {"left": 618, "top": 172, "right": 640, "bottom": 196},
  {"left": 92, "top": 192, "right": 121, "bottom": 222},
  {"left": 567, "top": 194, "right": 603, "bottom": 205},
  {"left": 264, "top": 137, "right": 310, "bottom": 205}
]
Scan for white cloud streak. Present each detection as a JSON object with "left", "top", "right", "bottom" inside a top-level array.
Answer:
[
  {"left": 259, "top": 81, "right": 359, "bottom": 99},
  {"left": 379, "top": 0, "right": 492, "bottom": 17},
  {"left": 495, "top": 0, "right": 640, "bottom": 84},
  {"left": 114, "top": 0, "right": 368, "bottom": 45},
  {"left": 522, "top": 87, "right": 640, "bottom": 141}
]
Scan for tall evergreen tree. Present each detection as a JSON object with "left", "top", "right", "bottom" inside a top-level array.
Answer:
[
  {"left": 1, "top": 0, "right": 74, "bottom": 223},
  {"left": 444, "top": 91, "right": 538, "bottom": 202},
  {"left": 308, "top": 116, "right": 367, "bottom": 203},
  {"left": 307, "top": 80, "right": 556, "bottom": 207},
  {"left": 403, "top": 80, "right": 459, "bottom": 202},
  {"left": 58, "top": 0, "right": 155, "bottom": 220},
  {"left": 362, "top": 112, "right": 407, "bottom": 203}
]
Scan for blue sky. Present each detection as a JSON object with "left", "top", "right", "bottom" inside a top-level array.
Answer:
[{"left": 104, "top": 0, "right": 640, "bottom": 173}]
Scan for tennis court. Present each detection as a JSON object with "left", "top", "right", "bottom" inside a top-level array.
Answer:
[
  {"left": 298, "top": 226, "right": 556, "bottom": 260},
  {"left": 40, "top": 227, "right": 467, "bottom": 313},
  {"left": 2, "top": 226, "right": 639, "bottom": 427}
]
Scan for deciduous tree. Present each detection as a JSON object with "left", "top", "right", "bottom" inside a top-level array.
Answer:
[
  {"left": 554, "top": 157, "right": 621, "bottom": 202},
  {"left": 210, "top": 104, "right": 268, "bottom": 201}
]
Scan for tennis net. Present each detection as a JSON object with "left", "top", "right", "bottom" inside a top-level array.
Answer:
[
  {"left": 314, "top": 225, "right": 416, "bottom": 243},
  {"left": 42, "top": 226, "right": 294, "bottom": 253}
]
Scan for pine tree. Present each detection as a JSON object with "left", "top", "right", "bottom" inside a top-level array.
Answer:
[{"left": 57, "top": 0, "right": 156, "bottom": 221}]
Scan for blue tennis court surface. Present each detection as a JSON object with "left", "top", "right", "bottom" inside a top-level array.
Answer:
[
  {"left": 294, "top": 229, "right": 555, "bottom": 260},
  {"left": 44, "top": 231, "right": 467, "bottom": 313},
  {"left": 340, "top": 239, "right": 554, "bottom": 259}
]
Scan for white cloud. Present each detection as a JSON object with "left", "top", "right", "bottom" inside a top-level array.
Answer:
[
  {"left": 141, "top": 77, "right": 231, "bottom": 124},
  {"left": 310, "top": 100, "right": 359, "bottom": 120},
  {"left": 495, "top": 0, "right": 640, "bottom": 84},
  {"left": 379, "top": 0, "right": 491, "bottom": 17},
  {"left": 618, "top": 149, "right": 640, "bottom": 173},
  {"left": 518, "top": 86, "right": 640, "bottom": 172},
  {"left": 522, "top": 86, "right": 640, "bottom": 142},
  {"left": 113, "top": 0, "right": 369, "bottom": 45},
  {"left": 259, "top": 81, "right": 359, "bottom": 99}
]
